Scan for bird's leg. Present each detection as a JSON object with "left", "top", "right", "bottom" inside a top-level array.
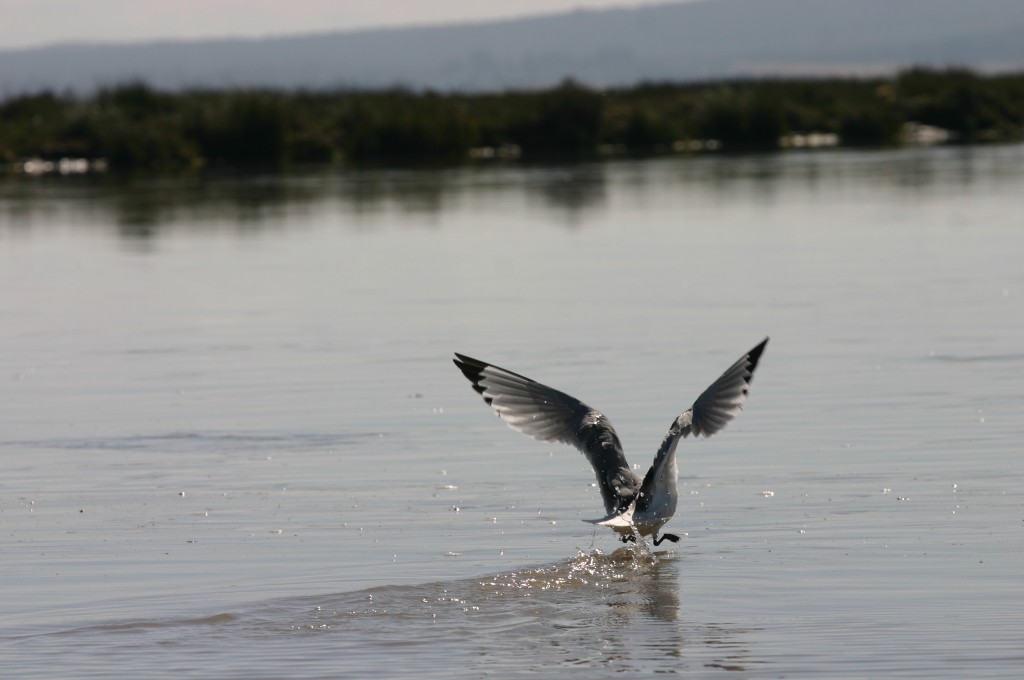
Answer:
[
  {"left": 653, "top": 533, "right": 680, "bottom": 546},
  {"left": 620, "top": 534, "right": 636, "bottom": 544}
]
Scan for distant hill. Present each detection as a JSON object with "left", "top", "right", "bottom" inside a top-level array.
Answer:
[{"left": 2, "top": 0, "right": 1024, "bottom": 96}]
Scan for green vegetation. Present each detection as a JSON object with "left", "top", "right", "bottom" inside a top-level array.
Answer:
[{"left": 2, "top": 68, "right": 1023, "bottom": 170}]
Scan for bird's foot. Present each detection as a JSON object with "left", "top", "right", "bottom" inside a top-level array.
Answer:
[
  {"left": 653, "top": 533, "right": 680, "bottom": 546},
  {"left": 620, "top": 534, "right": 637, "bottom": 544}
]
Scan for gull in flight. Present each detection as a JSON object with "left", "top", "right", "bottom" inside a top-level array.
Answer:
[{"left": 453, "top": 338, "right": 767, "bottom": 546}]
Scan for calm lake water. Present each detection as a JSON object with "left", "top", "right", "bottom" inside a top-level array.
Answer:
[{"left": 2, "top": 146, "right": 1023, "bottom": 678}]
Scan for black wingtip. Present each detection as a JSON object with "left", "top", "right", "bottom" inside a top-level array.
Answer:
[
  {"left": 452, "top": 353, "right": 485, "bottom": 373},
  {"left": 453, "top": 353, "right": 489, "bottom": 398},
  {"left": 452, "top": 352, "right": 478, "bottom": 372},
  {"left": 745, "top": 337, "right": 769, "bottom": 381}
]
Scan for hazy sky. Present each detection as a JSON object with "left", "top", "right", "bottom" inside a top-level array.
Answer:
[{"left": 0, "top": 0, "right": 684, "bottom": 50}]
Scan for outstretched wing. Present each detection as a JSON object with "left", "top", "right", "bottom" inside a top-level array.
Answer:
[
  {"left": 453, "top": 353, "right": 640, "bottom": 513},
  {"left": 687, "top": 336, "right": 768, "bottom": 438},
  {"left": 638, "top": 337, "right": 769, "bottom": 511}
]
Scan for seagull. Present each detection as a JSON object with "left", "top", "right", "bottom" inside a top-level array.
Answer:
[{"left": 453, "top": 338, "right": 767, "bottom": 546}]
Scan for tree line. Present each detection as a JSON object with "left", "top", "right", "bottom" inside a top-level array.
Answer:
[{"left": 2, "top": 68, "right": 1022, "bottom": 170}]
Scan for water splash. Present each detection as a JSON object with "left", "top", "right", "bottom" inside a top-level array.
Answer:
[
  {"left": 626, "top": 518, "right": 656, "bottom": 561},
  {"left": 481, "top": 546, "right": 657, "bottom": 593}
]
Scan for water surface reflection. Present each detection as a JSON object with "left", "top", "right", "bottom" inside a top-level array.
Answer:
[
  {"left": 5, "top": 145, "right": 1016, "bottom": 239},
  {"left": 14, "top": 548, "right": 759, "bottom": 677}
]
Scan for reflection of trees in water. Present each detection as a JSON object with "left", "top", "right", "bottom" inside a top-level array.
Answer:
[
  {"left": 527, "top": 163, "right": 607, "bottom": 227},
  {"left": 333, "top": 169, "right": 449, "bottom": 218},
  {"left": 0, "top": 164, "right": 608, "bottom": 237},
  {"left": 111, "top": 173, "right": 319, "bottom": 234},
  {"left": 662, "top": 145, "right": 987, "bottom": 206},
  {"left": 0, "top": 168, "right": 460, "bottom": 237},
  {"left": 0, "top": 172, "right": 325, "bottom": 237},
  {"left": 1, "top": 147, "right": 998, "bottom": 239}
]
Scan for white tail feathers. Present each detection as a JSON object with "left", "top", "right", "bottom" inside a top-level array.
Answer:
[{"left": 582, "top": 501, "right": 636, "bottom": 527}]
